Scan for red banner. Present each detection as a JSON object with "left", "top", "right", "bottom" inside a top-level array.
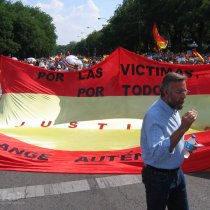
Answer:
[{"left": 0, "top": 47, "right": 210, "bottom": 174}]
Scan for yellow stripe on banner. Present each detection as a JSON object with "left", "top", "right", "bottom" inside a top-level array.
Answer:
[
  {"left": 0, "top": 93, "right": 158, "bottom": 127},
  {"left": 0, "top": 127, "right": 140, "bottom": 151},
  {"left": 0, "top": 93, "right": 208, "bottom": 151},
  {"left": 0, "top": 127, "right": 200, "bottom": 151},
  {"left": 0, "top": 93, "right": 210, "bottom": 130},
  {"left": 0, "top": 94, "right": 209, "bottom": 130}
]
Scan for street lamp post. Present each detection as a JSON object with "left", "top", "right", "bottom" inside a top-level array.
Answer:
[
  {"left": 86, "top": 26, "right": 95, "bottom": 30},
  {"left": 86, "top": 27, "right": 96, "bottom": 56},
  {"left": 98, "top": 17, "right": 108, "bottom": 21}
]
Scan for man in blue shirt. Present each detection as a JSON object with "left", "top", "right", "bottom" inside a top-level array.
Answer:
[{"left": 141, "top": 72, "right": 198, "bottom": 210}]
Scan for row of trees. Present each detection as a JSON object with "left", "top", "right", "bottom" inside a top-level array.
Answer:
[
  {"left": 58, "top": 0, "right": 210, "bottom": 56},
  {"left": 0, "top": 0, "right": 57, "bottom": 59},
  {"left": 1, "top": 0, "right": 210, "bottom": 58}
]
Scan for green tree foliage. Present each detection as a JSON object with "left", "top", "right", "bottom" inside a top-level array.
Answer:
[
  {"left": 0, "top": 0, "right": 20, "bottom": 55},
  {"left": 0, "top": 0, "right": 57, "bottom": 58},
  {"left": 1, "top": 0, "right": 210, "bottom": 57},
  {"left": 68, "top": 0, "right": 210, "bottom": 55}
]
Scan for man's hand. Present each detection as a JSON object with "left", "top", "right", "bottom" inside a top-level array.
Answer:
[
  {"left": 180, "top": 109, "right": 198, "bottom": 132},
  {"left": 169, "top": 109, "right": 198, "bottom": 152}
]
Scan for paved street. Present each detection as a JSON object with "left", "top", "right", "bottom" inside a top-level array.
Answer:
[{"left": 0, "top": 170, "right": 209, "bottom": 210}]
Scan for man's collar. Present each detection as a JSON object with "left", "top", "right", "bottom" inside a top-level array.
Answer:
[{"left": 158, "top": 98, "right": 177, "bottom": 115}]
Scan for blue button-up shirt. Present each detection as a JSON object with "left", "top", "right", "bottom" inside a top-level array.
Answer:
[{"left": 141, "top": 98, "right": 185, "bottom": 169}]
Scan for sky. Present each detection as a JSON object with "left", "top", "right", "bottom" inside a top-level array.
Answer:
[{"left": 13, "top": 0, "right": 124, "bottom": 45}]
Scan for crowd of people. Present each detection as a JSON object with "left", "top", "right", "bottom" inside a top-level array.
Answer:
[
  {"left": 12, "top": 49, "right": 210, "bottom": 71},
  {"left": 143, "top": 49, "right": 210, "bottom": 64},
  {"left": 23, "top": 51, "right": 107, "bottom": 71}
]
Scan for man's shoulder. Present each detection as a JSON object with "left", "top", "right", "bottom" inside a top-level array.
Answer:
[
  {"left": 148, "top": 100, "right": 162, "bottom": 112},
  {"left": 144, "top": 100, "right": 164, "bottom": 119}
]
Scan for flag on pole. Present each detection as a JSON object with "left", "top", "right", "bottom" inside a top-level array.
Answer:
[
  {"left": 152, "top": 23, "right": 168, "bottom": 50},
  {"left": 192, "top": 49, "right": 204, "bottom": 62}
]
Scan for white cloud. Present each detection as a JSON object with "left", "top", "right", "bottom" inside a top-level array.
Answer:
[
  {"left": 52, "top": 14, "right": 66, "bottom": 26},
  {"left": 70, "top": 0, "right": 100, "bottom": 20},
  {"left": 14, "top": 0, "right": 104, "bottom": 45},
  {"left": 47, "top": 0, "right": 101, "bottom": 45},
  {"left": 36, "top": 0, "right": 64, "bottom": 13}
]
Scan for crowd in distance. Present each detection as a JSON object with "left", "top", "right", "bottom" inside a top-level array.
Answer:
[{"left": 11, "top": 49, "right": 210, "bottom": 72}]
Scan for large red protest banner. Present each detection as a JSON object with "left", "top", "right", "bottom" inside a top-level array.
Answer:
[{"left": 0, "top": 47, "right": 210, "bottom": 173}]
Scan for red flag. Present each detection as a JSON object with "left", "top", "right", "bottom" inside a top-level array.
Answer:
[
  {"left": 153, "top": 23, "right": 168, "bottom": 50},
  {"left": 192, "top": 49, "right": 204, "bottom": 62}
]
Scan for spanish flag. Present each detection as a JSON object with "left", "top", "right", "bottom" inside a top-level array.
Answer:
[
  {"left": 0, "top": 48, "right": 210, "bottom": 174},
  {"left": 192, "top": 49, "right": 204, "bottom": 63},
  {"left": 153, "top": 23, "right": 168, "bottom": 50}
]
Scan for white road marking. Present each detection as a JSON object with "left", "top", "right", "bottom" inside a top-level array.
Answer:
[
  {"left": 96, "top": 175, "right": 142, "bottom": 188},
  {"left": 0, "top": 175, "right": 142, "bottom": 201}
]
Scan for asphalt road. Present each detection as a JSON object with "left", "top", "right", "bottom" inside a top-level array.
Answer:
[{"left": 0, "top": 170, "right": 209, "bottom": 210}]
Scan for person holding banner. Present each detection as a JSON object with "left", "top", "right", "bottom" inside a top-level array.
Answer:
[{"left": 141, "top": 72, "right": 198, "bottom": 210}]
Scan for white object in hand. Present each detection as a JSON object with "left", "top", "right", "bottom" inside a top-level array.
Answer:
[{"left": 184, "top": 134, "right": 203, "bottom": 158}]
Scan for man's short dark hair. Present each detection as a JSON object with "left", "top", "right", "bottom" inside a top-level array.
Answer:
[{"left": 160, "top": 72, "right": 188, "bottom": 97}]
